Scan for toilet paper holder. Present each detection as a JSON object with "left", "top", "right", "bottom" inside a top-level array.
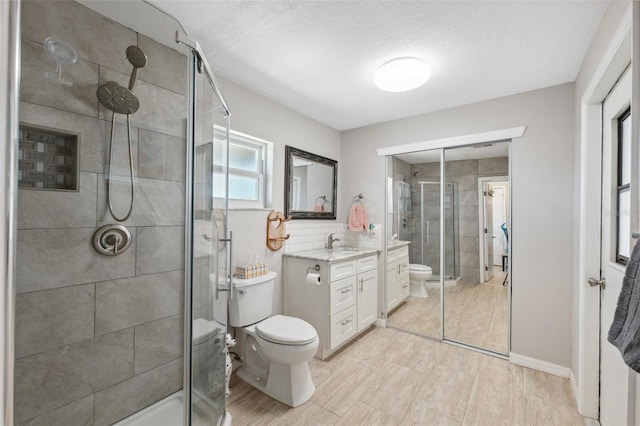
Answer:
[{"left": 307, "top": 264, "right": 320, "bottom": 274}]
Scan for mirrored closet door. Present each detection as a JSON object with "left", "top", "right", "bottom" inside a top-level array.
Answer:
[
  {"left": 385, "top": 141, "right": 511, "bottom": 355},
  {"left": 385, "top": 150, "right": 443, "bottom": 340}
]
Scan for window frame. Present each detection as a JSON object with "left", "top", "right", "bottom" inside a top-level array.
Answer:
[
  {"left": 213, "top": 125, "right": 273, "bottom": 210},
  {"left": 615, "top": 107, "right": 631, "bottom": 265}
]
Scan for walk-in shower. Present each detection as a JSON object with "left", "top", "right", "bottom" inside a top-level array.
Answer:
[
  {"left": 10, "top": 1, "right": 232, "bottom": 425},
  {"left": 414, "top": 181, "right": 459, "bottom": 283},
  {"left": 395, "top": 179, "right": 460, "bottom": 283}
]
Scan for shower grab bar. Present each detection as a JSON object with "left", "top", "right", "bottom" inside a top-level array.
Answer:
[
  {"left": 219, "top": 231, "right": 234, "bottom": 300},
  {"left": 426, "top": 220, "right": 429, "bottom": 245}
]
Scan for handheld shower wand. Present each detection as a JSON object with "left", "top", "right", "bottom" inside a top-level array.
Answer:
[{"left": 96, "top": 45, "right": 147, "bottom": 222}]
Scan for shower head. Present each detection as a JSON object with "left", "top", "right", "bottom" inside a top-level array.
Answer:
[
  {"left": 126, "top": 46, "right": 147, "bottom": 68},
  {"left": 96, "top": 81, "right": 139, "bottom": 114},
  {"left": 125, "top": 46, "right": 147, "bottom": 91}
]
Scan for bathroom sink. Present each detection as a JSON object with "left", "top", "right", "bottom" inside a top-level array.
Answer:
[{"left": 329, "top": 247, "right": 361, "bottom": 252}]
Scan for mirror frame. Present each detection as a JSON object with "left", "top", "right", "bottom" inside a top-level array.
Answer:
[{"left": 284, "top": 145, "right": 337, "bottom": 220}]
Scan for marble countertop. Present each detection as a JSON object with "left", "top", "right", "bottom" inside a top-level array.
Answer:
[
  {"left": 284, "top": 247, "right": 379, "bottom": 262},
  {"left": 387, "top": 240, "right": 411, "bottom": 249}
]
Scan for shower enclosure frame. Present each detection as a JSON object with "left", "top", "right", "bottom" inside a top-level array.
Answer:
[
  {"left": 416, "top": 180, "right": 460, "bottom": 281},
  {"left": 181, "top": 30, "right": 232, "bottom": 425},
  {"left": 2, "top": 0, "right": 20, "bottom": 423}
]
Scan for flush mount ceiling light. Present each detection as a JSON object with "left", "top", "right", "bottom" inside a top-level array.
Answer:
[{"left": 374, "top": 57, "right": 431, "bottom": 93}]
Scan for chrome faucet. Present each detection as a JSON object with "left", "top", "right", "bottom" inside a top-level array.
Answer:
[{"left": 327, "top": 233, "right": 340, "bottom": 249}]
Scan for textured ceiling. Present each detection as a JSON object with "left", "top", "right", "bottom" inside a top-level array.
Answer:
[{"left": 151, "top": 1, "right": 607, "bottom": 131}]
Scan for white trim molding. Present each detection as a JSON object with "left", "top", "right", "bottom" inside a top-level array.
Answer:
[
  {"left": 510, "top": 353, "right": 572, "bottom": 378},
  {"left": 576, "top": 3, "right": 632, "bottom": 420},
  {"left": 375, "top": 126, "right": 527, "bottom": 157}
]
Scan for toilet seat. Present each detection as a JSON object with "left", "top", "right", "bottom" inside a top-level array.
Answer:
[
  {"left": 256, "top": 315, "right": 317, "bottom": 345},
  {"left": 409, "top": 264, "right": 432, "bottom": 273}
]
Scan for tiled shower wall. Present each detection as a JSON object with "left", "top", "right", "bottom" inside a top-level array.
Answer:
[{"left": 15, "top": 1, "right": 188, "bottom": 424}]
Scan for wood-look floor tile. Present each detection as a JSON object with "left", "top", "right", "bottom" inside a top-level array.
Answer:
[
  {"left": 386, "top": 331, "right": 443, "bottom": 374},
  {"left": 390, "top": 272, "right": 509, "bottom": 353},
  {"left": 227, "top": 327, "right": 583, "bottom": 425},
  {"left": 437, "top": 343, "right": 480, "bottom": 376},
  {"left": 309, "top": 357, "right": 333, "bottom": 387},
  {"left": 329, "top": 327, "right": 396, "bottom": 370},
  {"left": 311, "top": 359, "right": 380, "bottom": 416},
  {"left": 462, "top": 406, "right": 513, "bottom": 426},
  {"left": 268, "top": 401, "right": 339, "bottom": 426},
  {"left": 359, "top": 364, "right": 429, "bottom": 419},
  {"left": 524, "top": 395, "right": 584, "bottom": 426},
  {"left": 335, "top": 401, "right": 399, "bottom": 426},
  {"left": 226, "top": 380, "right": 288, "bottom": 426},
  {"left": 467, "top": 367, "right": 525, "bottom": 424},
  {"left": 399, "top": 399, "right": 462, "bottom": 426},
  {"left": 414, "top": 365, "right": 475, "bottom": 421}
]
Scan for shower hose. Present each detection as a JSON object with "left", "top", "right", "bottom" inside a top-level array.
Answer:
[{"left": 107, "top": 111, "right": 135, "bottom": 222}]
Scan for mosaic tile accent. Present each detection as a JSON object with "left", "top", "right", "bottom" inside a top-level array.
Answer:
[{"left": 18, "top": 124, "right": 78, "bottom": 191}]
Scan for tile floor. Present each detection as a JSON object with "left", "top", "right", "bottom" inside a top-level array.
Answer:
[
  {"left": 388, "top": 270, "right": 509, "bottom": 353},
  {"left": 226, "top": 326, "right": 584, "bottom": 425}
]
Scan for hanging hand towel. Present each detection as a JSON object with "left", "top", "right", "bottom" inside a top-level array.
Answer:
[
  {"left": 608, "top": 238, "right": 640, "bottom": 373},
  {"left": 348, "top": 204, "right": 369, "bottom": 232}
]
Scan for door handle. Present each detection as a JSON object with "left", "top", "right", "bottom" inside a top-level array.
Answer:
[
  {"left": 588, "top": 277, "right": 606, "bottom": 289},
  {"left": 220, "top": 231, "right": 234, "bottom": 299}
]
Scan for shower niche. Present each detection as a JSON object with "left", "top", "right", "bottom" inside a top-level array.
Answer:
[{"left": 18, "top": 123, "right": 79, "bottom": 191}]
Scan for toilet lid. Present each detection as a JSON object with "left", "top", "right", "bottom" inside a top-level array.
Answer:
[
  {"left": 409, "top": 264, "right": 432, "bottom": 273},
  {"left": 193, "top": 318, "right": 223, "bottom": 345},
  {"left": 256, "top": 315, "right": 317, "bottom": 345}
]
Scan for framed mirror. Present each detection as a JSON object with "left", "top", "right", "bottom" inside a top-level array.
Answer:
[{"left": 285, "top": 145, "right": 337, "bottom": 219}]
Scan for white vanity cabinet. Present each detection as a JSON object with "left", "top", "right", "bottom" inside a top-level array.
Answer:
[
  {"left": 284, "top": 252, "right": 378, "bottom": 359},
  {"left": 387, "top": 244, "right": 410, "bottom": 312}
]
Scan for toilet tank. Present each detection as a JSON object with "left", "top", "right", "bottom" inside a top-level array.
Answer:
[{"left": 228, "top": 271, "right": 277, "bottom": 328}]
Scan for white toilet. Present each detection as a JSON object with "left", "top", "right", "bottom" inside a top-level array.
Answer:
[
  {"left": 409, "top": 264, "right": 432, "bottom": 298},
  {"left": 228, "top": 271, "right": 319, "bottom": 407}
]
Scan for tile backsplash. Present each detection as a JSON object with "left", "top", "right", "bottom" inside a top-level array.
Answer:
[{"left": 284, "top": 222, "right": 382, "bottom": 253}]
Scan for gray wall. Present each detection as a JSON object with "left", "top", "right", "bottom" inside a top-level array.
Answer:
[
  {"left": 341, "top": 83, "right": 575, "bottom": 367},
  {"left": 16, "top": 1, "right": 187, "bottom": 424},
  {"left": 217, "top": 78, "right": 342, "bottom": 315}
]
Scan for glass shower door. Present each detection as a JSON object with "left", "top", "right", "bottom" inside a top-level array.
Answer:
[{"left": 187, "top": 51, "right": 231, "bottom": 425}]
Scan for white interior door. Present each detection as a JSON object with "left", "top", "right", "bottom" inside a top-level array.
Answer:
[
  {"left": 492, "top": 184, "right": 507, "bottom": 265},
  {"left": 483, "top": 182, "right": 494, "bottom": 282},
  {"left": 599, "top": 67, "right": 634, "bottom": 426}
]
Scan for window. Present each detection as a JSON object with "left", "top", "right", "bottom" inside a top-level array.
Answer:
[
  {"left": 213, "top": 126, "right": 273, "bottom": 209},
  {"left": 616, "top": 108, "right": 631, "bottom": 265}
]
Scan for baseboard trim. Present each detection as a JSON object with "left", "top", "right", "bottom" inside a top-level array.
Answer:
[
  {"left": 569, "top": 368, "right": 578, "bottom": 400},
  {"left": 374, "top": 318, "right": 387, "bottom": 328},
  {"left": 509, "top": 352, "right": 571, "bottom": 378}
]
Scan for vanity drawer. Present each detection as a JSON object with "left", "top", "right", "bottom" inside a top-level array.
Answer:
[
  {"left": 330, "top": 305, "right": 357, "bottom": 349},
  {"left": 397, "top": 246, "right": 409, "bottom": 258},
  {"left": 330, "top": 260, "right": 357, "bottom": 281},
  {"left": 357, "top": 255, "right": 377, "bottom": 273},
  {"left": 329, "top": 275, "right": 357, "bottom": 315}
]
